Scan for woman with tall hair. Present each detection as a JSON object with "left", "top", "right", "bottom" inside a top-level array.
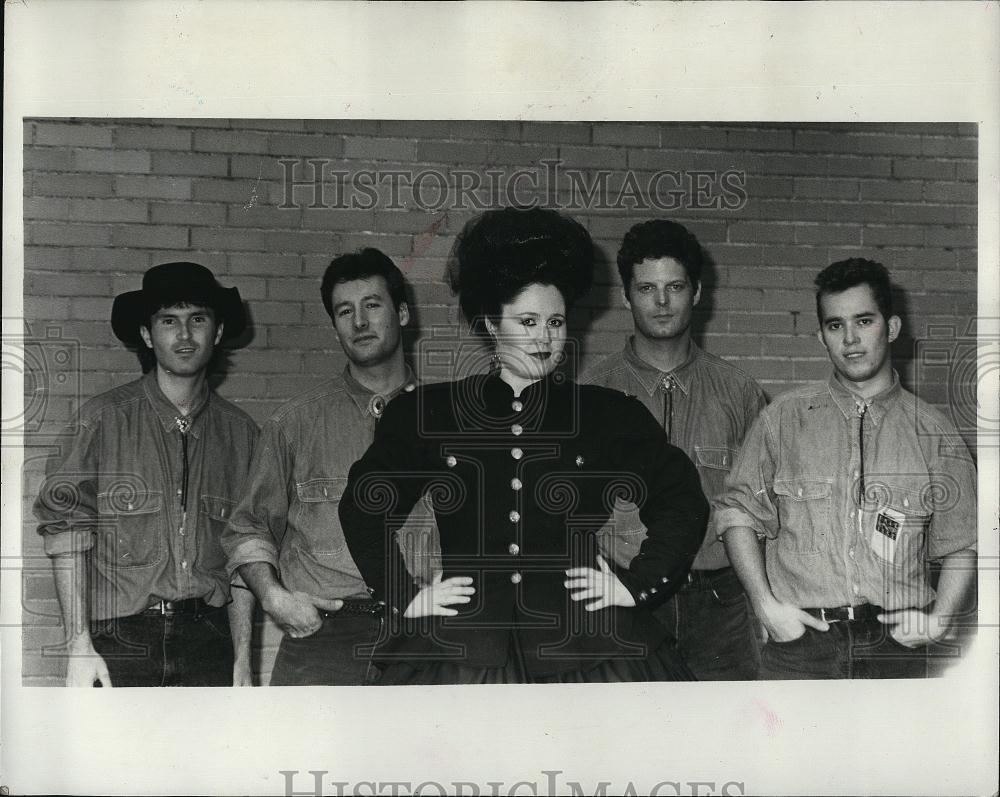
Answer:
[{"left": 340, "top": 206, "right": 708, "bottom": 684}]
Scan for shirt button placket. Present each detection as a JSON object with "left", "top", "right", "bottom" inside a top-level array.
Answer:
[{"left": 176, "top": 489, "right": 185, "bottom": 536}]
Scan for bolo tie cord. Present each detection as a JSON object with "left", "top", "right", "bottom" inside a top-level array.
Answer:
[
  {"left": 175, "top": 416, "right": 190, "bottom": 512},
  {"left": 856, "top": 400, "right": 868, "bottom": 506},
  {"left": 660, "top": 375, "right": 675, "bottom": 443}
]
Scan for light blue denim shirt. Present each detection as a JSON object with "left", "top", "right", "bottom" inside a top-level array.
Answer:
[
  {"left": 34, "top": 371, "right": 259, "bottom": 619},
  {"left": 222, "top": 365, "right": 437, "bottom": 600},
  {"left": 716, "top": 371, "right": 978, "bottom": 610},
  {"left": 582, "top": 339, "right": 766, "bottom": 570}
]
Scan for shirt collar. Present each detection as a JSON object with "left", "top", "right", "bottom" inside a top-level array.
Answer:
[
  {"left": 826, "top": 369, "right": 901, "bottom": 423},
  {"left": 141, "top": 370, "right": 211, "bottom": 438},
  {"left": 342, "top": 363, "right": 418, "bottom": 419},
  {"left": 622, "top": 337, "right": 699, "bottom": 397}
]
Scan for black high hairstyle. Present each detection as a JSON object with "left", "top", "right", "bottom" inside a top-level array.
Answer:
[{"left": 448, "top": 206, "right": 594, "bottom": 334}]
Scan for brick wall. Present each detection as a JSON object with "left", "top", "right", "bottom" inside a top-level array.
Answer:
[{"left": 19, "top": 119, "right": 978, "bottom": 684}]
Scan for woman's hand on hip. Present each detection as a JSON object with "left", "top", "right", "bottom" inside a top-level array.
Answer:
[
  {"left": 564, "top": 554, "right": 637, "bottom": 611},
  {"left": 404, "top": 572, "right": 475, "bottom": 618}
]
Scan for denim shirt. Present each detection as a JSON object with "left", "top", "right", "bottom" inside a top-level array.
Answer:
[
  {"left": 715, "top": 372, "right": 978, "bottom": 611},
  {"left": 222, "top": 366, "right": 436, "bottom": 601},
  {"left": 33, "top": 371, "right": 259, "bottom": 620},
  {"left": 582, "top": 339, "right": 767, "bottom": 570}
]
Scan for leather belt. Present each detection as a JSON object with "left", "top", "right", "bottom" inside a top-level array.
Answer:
[
  {"left": 321, "top": 599, "right": 385, "bottom": 618},
  {"left": 803, "top": 603, "right": 881, "bottom": 623},
  {"left": 683, "top": 566, "right": 733, "bottom": 587},
  {"left": 142, "top": 598, "right": 217, "bottom": 617}
]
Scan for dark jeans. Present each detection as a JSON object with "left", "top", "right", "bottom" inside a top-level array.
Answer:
[
  {"left": 759, "top": 615, "right": 929, "bottom": 679},
  {"left": 90, "top": 609, "right": 233, "bottom": 687},
  {"left": 270, "top": 614, "right": 383, "bottom": 686},
  {"left": 653, "top": 567, "right": 761, "bottom": 680}
]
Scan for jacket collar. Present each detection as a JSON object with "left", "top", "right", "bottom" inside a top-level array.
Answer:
[
  {"left": 142, "top": 369, "right": 211, "bottom": 438},
  {"left": 622, "top": 336, "right": 699, "bottom": 397},
  {"left": 480, "top": 368, "right": 573, "bottom": 403},
  {"left": 470, "top": 369, "right": 573, "bottom": 435}
]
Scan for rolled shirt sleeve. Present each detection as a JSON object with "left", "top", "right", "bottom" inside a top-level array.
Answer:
[
  {"left": 221, "top": 420, "right": 292, "bottom": 575},
  {"left": 34, "top": 418, "right": 100, "bottom": 556},
  {"left": 925, "top": 432, "right": 978, "bottom": 560},
  {"left": 714, "top": 410, "right": 780, "bottom": 542}
]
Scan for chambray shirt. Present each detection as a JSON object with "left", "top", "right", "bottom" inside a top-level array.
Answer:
[
  {"left": 715, "top": 372, "right": 978, "bottom": 611},
  {"left": 582, "top": 339, "right": 766, "bottom": 570},
  {"left": 33, "top": 371, "right": 259, "bottom": 620},
  {"left": 222, "top": 366, "right": 436, "bottom": 601}
]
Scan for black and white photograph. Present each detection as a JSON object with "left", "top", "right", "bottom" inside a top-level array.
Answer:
[{"left": 3, "top": 3, "right": 997, "bottom": 796}]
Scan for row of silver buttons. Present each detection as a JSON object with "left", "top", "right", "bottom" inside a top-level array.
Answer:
[{"left": 510, "top": 400, "right": 523, "bottom": 584}]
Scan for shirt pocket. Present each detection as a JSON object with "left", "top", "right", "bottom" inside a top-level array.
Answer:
[
  {"left": 96, "top": 489, "right": 164, "bottom": 569},
  {"left": 772, "top": 479, "right": 831, "bottom": 554},
  {"left": 864, "top": 486, "right": 930, "bottom": 574},
  {"left": 198, "top": 495, "right": 235, "bottom": 576},
  {"left": 693, "top": 445, "right": 737, "bottom": 500},
  {"left": 293, "top": 477, "right": 348, "bottom": 555}
]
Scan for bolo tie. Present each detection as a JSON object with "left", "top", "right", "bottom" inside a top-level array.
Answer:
[
  {"left": 368, "top": 395, "right": 386, "bottom": 420},
  {"left": 855, "top": 398, "right": 868, "bottom": 506},
  {"left": 174, "top": 415, "right": 191, "bottom": 512},
  {"left": 659, "top": 375, "right": 675, "bottom": 443}
]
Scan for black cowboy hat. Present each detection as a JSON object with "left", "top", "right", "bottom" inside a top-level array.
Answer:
[{"left": 111, "top": 261, "right": 246, "bottom": 346}]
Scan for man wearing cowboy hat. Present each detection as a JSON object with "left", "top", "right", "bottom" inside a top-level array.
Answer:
[
  {"left": 34, "top": 262, "right": 259, "bottom": 687},
  {"left": 222, "top": 248, "right": 434, "bottom": 685}
]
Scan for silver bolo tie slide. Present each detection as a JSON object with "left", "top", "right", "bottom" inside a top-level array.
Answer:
[{"left": 368, "top": 395, "right": 386, "bottom": 419}]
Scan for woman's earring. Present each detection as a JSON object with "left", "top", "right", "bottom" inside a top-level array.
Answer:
[
  {"left": 486, "top": 326, "right": 501, "bottom": 371},
  {"left": 488, "top": 334, "right": 500, "bottom": 370}
]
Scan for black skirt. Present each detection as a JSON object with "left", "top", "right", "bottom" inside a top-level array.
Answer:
[{"left": 376, "top": 628, "right": 696, "bottom": 685}]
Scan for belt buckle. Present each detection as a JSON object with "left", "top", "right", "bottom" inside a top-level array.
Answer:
[
  {"left": 158, "top": 600, "right": 183, "bottom": 616},
  {"left": 819, "top": 606, "right": 855, "bottom": 623}
]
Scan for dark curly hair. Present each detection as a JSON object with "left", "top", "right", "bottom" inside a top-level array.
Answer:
[
  {"left": 616, "top": 219, "right": 709, "bottom": 290},
  {"left": 814, "top": 258, "right": 894, "bottom": 323},
  {"left": 448, "top": 207, "right": 594, "bottom": 332},
  {"left": 321, "top": 247, "right": 407, "bottom": 320}
]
